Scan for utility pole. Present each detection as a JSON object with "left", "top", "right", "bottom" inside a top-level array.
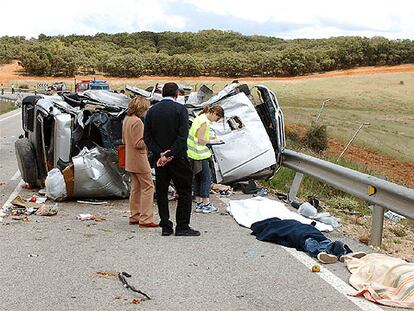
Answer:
[{"left": 337, "top": 122, "right": 370, "bottom": 162}]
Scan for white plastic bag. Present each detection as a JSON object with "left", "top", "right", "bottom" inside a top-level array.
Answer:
[
  {"left": 298, "top": 202, "right": 317, "bottom": 218},
  {"left": 45, "top": 168, "right": 67, "bottom": 201},
  {"left": 314, "top": 212, "right": 341, "bottom": 228}
]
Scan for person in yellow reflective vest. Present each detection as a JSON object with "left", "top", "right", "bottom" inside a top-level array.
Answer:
[{"left": 187, "top": 105, "right": 225, "bottom": 213}]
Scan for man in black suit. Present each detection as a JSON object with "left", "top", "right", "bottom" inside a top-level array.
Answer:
[{"left": 144, "top": 82, "right": 200, "bottom": 237}]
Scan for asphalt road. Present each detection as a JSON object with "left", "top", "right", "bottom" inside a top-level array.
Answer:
[{"left": 0, "top": 109, "right": 401, "bottom": 311}]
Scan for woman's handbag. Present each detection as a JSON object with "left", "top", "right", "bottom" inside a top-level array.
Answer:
[{"left": 117, "top": 144, "right": 126, "bottom": 168}]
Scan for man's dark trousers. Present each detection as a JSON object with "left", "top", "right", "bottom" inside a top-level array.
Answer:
[{"left": 155, "top": 156, "right": 193, "bottom": 230}]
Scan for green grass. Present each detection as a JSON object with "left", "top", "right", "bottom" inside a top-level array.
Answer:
[
  {"left": 0, "top": 100, "right": 17, "bottom": 115},
  {"left": 264, "top": 166, "right": 370, "bottom": 217},
  {"left": 264, "top": 73, "right": 414, "bottom": 164},
  {"left": 262, "top": 138, "right": 373, "bottom": 216}
]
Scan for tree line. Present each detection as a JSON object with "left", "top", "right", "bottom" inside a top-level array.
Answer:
[{"left": 0, "top": 30, "right": 413, "bottom": 77}]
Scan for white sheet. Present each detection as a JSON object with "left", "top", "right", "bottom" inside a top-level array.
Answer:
[{"left": 227, "top": 197, "right": 333, "bottom": 232}]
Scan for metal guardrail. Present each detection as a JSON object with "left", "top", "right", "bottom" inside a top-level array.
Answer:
[
  {"left": 282, "top": 149, "right": 414, "bottom": 247},
  {"left": 0, "top": 95, "right": 17, "bottom": 103}
]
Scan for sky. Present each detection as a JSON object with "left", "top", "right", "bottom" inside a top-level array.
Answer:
[{"left": 1, "top": 0, "right": 413, "bottom": 39}]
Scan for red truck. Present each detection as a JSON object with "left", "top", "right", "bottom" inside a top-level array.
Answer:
[{"left": 75, "top": 79, "right": 110, "bottom": 93}]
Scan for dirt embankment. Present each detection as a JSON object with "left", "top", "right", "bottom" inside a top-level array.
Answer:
[{"left": 327, "top": 139, "right": 414, "bottom": 188}]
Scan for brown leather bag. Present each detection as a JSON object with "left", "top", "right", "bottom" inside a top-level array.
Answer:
[{"left": 117, "top": 144, "right": 126, "bottom": 168}]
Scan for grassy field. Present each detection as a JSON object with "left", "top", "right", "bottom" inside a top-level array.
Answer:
[
  {"left": 8, "top": 71, "right": 414, "bottom": 163},
  {"left": 0, "top": 100, "right": 17, "bottom": 115},
  {"left": 269, "top": 73, "right": 414, "bottom": 164}
]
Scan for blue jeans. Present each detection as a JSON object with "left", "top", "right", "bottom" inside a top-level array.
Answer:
[
  {"left": 193, "top": 159, "right": 211, "bottom": 198},
  {"left": 304, "top": 238, "right": 348, "bottom": 258}
]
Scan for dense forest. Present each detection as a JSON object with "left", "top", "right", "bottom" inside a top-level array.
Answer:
[{"left": 0, "top": 30, "right": 413, "bottom": 77}]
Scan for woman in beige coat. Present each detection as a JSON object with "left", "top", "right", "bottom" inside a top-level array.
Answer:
[{"left": 122, "top": 97, "right": 158, "bottom": 227}]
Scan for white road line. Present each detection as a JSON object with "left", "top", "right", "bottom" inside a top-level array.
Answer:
[
  {"left": 283, "top": 247, "right": 384, "bottom": 311},
  {"left": 0, "top": 111, "right": 21, "bottom": 123},
  {"left": 1, "top": 179, "right": 24, "bottom": 212},
  {"left": 11, "top": 170, "right": 21, "bottom": 181}
]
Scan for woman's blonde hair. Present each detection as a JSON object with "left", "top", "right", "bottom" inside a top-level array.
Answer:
[{"left": 127, "top": 96, "right": 150, "bottom": 117}]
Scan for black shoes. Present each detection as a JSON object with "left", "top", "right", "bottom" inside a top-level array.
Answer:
[
  {"left": 161, "top": 226, "right": 201, "bottom": 236},
  {"left": 161, "top": 227, "right": 174, "bottom": 236},
  {"left": 175, "top": 227, "right": 201, "bottom": 236}
]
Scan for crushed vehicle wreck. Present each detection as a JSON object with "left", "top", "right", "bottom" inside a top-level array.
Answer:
[
  {"left": 127, "top": 81, "right": 286, "bottom": 184},
  {"left": 15, "top": 82, "right": 285, "bottom": 199},
  {"left": 15, "top": 90, "right": 130, "bottom": 199}
]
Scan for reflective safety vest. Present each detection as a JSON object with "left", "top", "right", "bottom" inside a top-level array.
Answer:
[{"left": 187, "top": 113, "right": 212, "bottom": 160}]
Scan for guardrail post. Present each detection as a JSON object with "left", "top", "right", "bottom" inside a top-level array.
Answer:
[
  {"left": 288, "top": 172, "right": 304, "bottom": 202},
  {"left": 369, "top": 205, "right": 385, "bottom": 247}
]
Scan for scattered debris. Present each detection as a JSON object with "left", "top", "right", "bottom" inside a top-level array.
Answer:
[
  {"left": 211, "top": 183, "right": 232, "bottom": 197},
  {"left": 0, "top": 211, "right": 7, "bottom": 223},
  {"left": 307, "top": 196, "right": 321, "bottom": 212},
  {"left": 311, "top": 264, "right": 321, "bottom": 272},
  {"left": 77, "top": 214, "right": 95, "bottom": 221},
  {"left": 314, "top": 212, "right": 340, "bottom": 228},
  {"left": 77, "top": 200, "right": 108, "bottom": 205},
  {"left": 11, "top": 195, "right": 44, "bottom": 210},
  {"left": 28, "top": 254, "right": 39, "bottom": 258},
  {"left": 26, "top": 207, "right": 38, "bottom": 215},
  {"left": 384, "top": 210, "right": 406, "bottom": 223},
  {"left": 29, "top": 196, "right": 47, "bottom": 204},
  {"left": 253, "top": 188, "right": 268, "bottom": 197},
  {"left": 35, "top": 205, "right": 58, "bottom": 216},
  {"left": 118, "top": 272, "right": 151, "bottom": 300},
  {"left": 298, "top": 202, "right": 318, "bottom": 218},
  {"left": 96, "top": 271, "right": 117, "bottom": 278},
  {"left": 45, "top": 168, "right": 67, "bottom": 201},
  {"left": 131, "top": 298, "right": 141, "bottom": 305},
  {"left": 240, "top": 180, "right": 258, "bottom": 195}
]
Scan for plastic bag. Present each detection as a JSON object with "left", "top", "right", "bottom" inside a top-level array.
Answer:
[
  {"left": 45, "top": 168, "right": 67, "bottom": 201},
  {"left": 314, "top": 212, "right": 341, "bottom": 228},
  {"left": 298, "top": 202, "right": 317, "bottom": 218}
]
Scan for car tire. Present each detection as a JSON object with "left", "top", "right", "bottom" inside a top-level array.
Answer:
[{"left": 15, "top": 138, "right": 39, "bottom": 186}]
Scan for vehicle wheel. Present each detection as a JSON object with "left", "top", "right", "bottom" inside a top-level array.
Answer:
[{"left": 15, "top": 138, "right": 39, "bottom": 186}]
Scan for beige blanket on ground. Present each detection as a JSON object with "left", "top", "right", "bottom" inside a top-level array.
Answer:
[{"left": 345, "top": 253, "right": 414, "bottom": 309}]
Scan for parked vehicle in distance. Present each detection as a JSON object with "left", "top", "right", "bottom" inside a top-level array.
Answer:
[
  {"left": 75, "top": 80, "right": 110, "bottom": 93},
  {"left": 51, "top": 82, "right": 67, "bottom": 93}
]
